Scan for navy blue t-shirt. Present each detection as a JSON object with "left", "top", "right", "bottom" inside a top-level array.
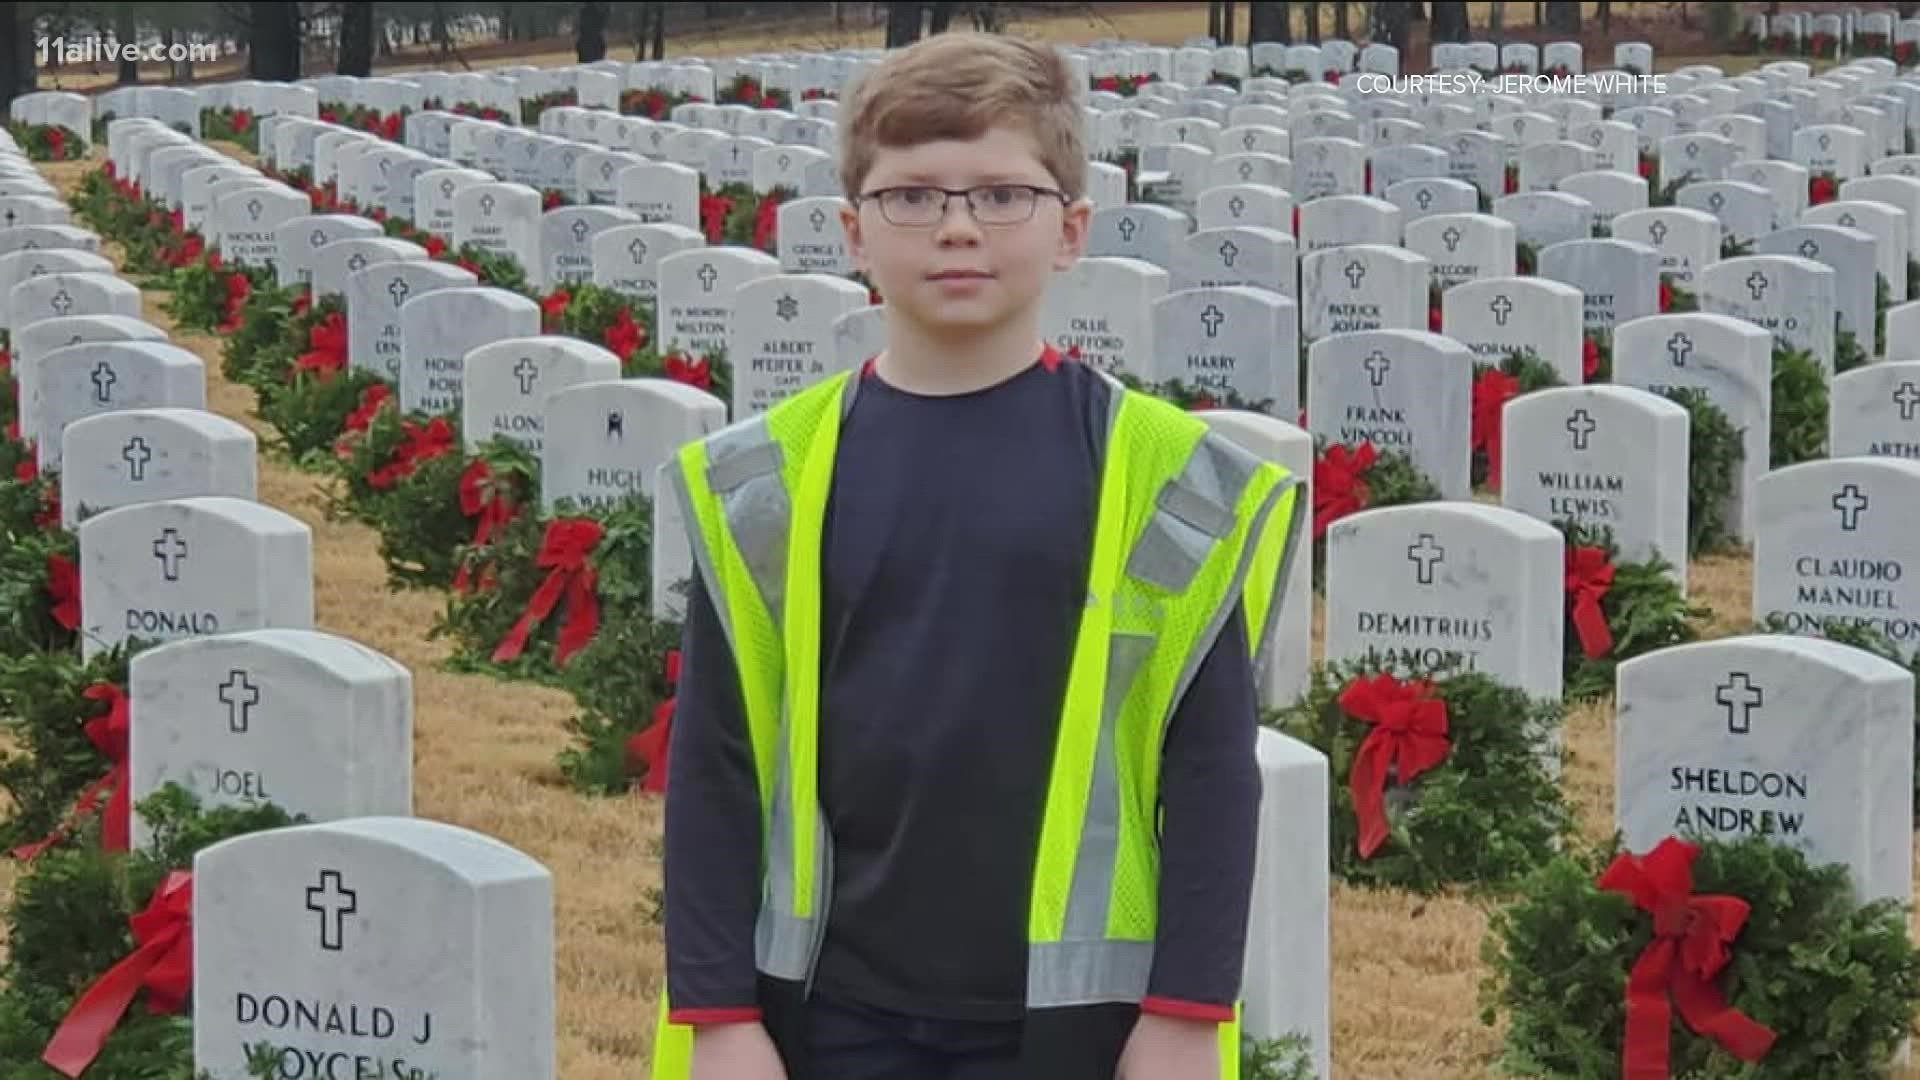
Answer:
[{"left": 663, "top": 354, "right": 1265, "bottom": 1023}]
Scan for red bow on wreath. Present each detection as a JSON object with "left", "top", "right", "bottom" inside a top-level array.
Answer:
[
  {"left": 294, "top": 312, "right": 349, "bottom": 379},
  {"left": 493, "top": 519, "right": 605, "bottom": 666},
  {"left": 41, "top": 870, "right": 194, "bottom": 1078},
  {"left": 1313, "top": 442, "right": 1376, "bottom": 539},
  {"left": 665, "top": 352, "right": 713, "bottom": 391},
  {"left": 366, "top": 417, "right": 455, "bottom": 489},
  {"left": 218, "top": 273, "right": 251, "bottom": 333},
  {"left": 754, "top": 193, "right": 785, "bottom": 252},
  {"left": 1597, "top": 837, "right": 1777, "bottom": 1079},
  {"left": 45, "top": 552, "right": 80, "bottom": 631},
  {"left": 699, "top": 194, "right": 736, "bottom": 244},
  {"left": 453, "top": 459, "right": 518, "bottom": 595},
  {"left": 625, "top": 649, "right": 682, "bottom": 794},
  {"left": 605, "top": 308, "right": 647, "bottom": 364},
  {"left": 1338, "top": 673, "right": 1450, "bottom": 859},
  {"left": 13, "top": 683, "right": 131, "bottom": 861},
  {"left": 1471, "top": 368, "right": 1520, "bottom": 492},
  {"left": 1566, "top": 545, "right": 1616, "bottom": 660}
]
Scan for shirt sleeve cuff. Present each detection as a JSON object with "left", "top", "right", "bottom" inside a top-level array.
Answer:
[
  {"left": 1139, "top": 996, "right": 1237, "bottom": 1023},
  {"left": 668, "top": 1006, "right": 765, "bottom": 1026}
]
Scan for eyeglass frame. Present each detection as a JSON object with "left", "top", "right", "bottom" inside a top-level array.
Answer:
[{"left": 852, "top": 183, "right": 1074, "bottom": 227}]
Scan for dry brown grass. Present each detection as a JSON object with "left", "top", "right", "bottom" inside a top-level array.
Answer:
[{"left": 12, "top": 132, "right": 1920, "bottom": 1080}]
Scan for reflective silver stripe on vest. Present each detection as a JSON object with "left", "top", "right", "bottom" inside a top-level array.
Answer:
[
  {"left": 1124, "top": 431, "right": 1255, "bottom": 593},
  {"left": 1027, "top": 938, "right": 1156, "bottom": 1009},
  {"left": 1030, "top": 428, "right": 1266, "bottom": 1009},
  {"left": 704, "top": 417, "right": 790, "bottom": 634},
  {"left": 755, "top": 711, "right": 824, "bottom": 981}
]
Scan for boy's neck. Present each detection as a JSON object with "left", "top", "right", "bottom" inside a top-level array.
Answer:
[{"left": 872, "top": 307, "right": 1048, "bottom": 396}]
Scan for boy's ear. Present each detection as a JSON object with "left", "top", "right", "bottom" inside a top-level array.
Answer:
[
  {"left": 841, "top": 202, "right": 868, "bottom": 273},
  {"left": 1053, "top": 195, "right": 1093, "bottom": 271}
]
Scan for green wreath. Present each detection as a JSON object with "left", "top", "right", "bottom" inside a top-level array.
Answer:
[
  {"left": 1654, "top": 387, "right": 1741, "bottom": 558},
  {"left": 1770, "top": 345, "right": 1828, "bottom": 467},
  {"left": 0, "top": 643, "right": 136, "bottom": 854},
  {"left": 0, "top": 786, "right": 296, "bottom": 1079},
  {"left": 1266, "top": 663, "right": 1572, "bottom": 893},
  {"left": 1479, "top": 833, "right": 1920, "bottom": 1078},
  {"left": 1558, "top": 521, "right": 1710, "bottom": 702}
]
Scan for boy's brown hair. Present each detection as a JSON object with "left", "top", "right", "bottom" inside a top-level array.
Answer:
[{"left": 838, "top": 32, "right": 1088, "bottom": 202}]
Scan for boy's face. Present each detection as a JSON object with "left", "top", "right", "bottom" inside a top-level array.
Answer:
[{"left": 842, "top": 124, "right": 1090, "bottom": 336}]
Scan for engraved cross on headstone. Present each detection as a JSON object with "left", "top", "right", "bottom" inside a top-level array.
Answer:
[
  {"left": 1668, "top": 332, "right": 1693, "bottom": 367},
  {"left": 51, "top": 289, "right": 72, "bottom": 315},
  {"left": 1117, "top": 216, "right": 1139, "bottom": 242},
  {"left": 90, "top": 361, "right": 116, "bottom": 404},
  {"left": 1566, "top": 408, "right": 1597, "bottom": 450},
  {"left": 1745, "top": 270, "right": 1770, "bottom": 300},
  {"left": 1647, "top": 220, "right": 1669, "bottom": 245},
  {"left": 1364, "top": 350, "right": 1391, "bottom": 387},
  {"left": 1414, "top": 187, "right": 1434, "bottom": 210},
  {"left": 152, "top": 528, "right": 188, "bottom": 581},
  {"left": 122, "top": 436, "right": 152, "bottom": 481},
  {"left": 1344, "top": 259, "right": 1367, "bottom": 288},
  {"left": 1406, "top": 532, "right": 1445, "bottom": 584},
  {"left": 388, "top": 277, "right": 410, "bottom": 307},
  {"left": 1716, "top": 672, "right": 1763, "bottom": 735},
  {"left": 571, "top": 217, "right": 591, "bottom": 242},
  {"left": 1489, "top": 294, "right": 1513, "bottom": 326},
  {"left": 1200, "top": 304, "right": 1225, "bottom": 338},
  {"left": 697, "top": 262, "right": 719, "bottom": 292},
  {"left": 1441, "top": 226, "right": 1461, "bottom": 252},
  {"left": 306, "top": 870, "right": 358, "bottom": 952},
  {"left": 1895, "top": 380, "right": 1920, "bottom": 420},
  {"left": 513, "top": 357, "right": 539, "bottom": 394},
  {"left": 1227, "top": 194, "right": 1246, "bottom": 218},
  {"left": 219, "top": 670, "right": 260, "bottom": 733},
  {"left": 1217, "top": 239, "right": 1240, "bottom": 267},
  {"left": 1833, "top": 483, "right": 1869, "bottom": 531},
  {"left": 1798, "top": 237, "right": 1820, "bottom": 259}
]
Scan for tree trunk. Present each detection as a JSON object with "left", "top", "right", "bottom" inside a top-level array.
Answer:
[
  {"left": 1248, "top": 1, "right": 1290, "bottom": 43},
  {"left": 1489, "top": 0, "right": 1503, "bottom": 35},
  {"left": 1532, "top": 1, "right": 1542, "bottom": 28},
  {"left": 1209, "top": 1, "right": 1221, "bottom": 41},
  {"left": 0, "top": 1, "right": 30, "bottom": 113},
  {"left": 928, "top": 1, "right": 954, "bottom": 33},
  {"left": 1430, "top": 0, "right": 1468, "bottom": 41},
  {"left": 651, "top": 3, "right": 667, "bottom": 58},
  {"left": 577, "top": 2, "right": 609, "bottom": 61},
  {"left": 1543, "top": 0, "right": 1579, "bottom": 33},
  {"left": 1222, "top": 0, "right": 1235, "bottom": 44},
  {"left": 251, "top": 1, "right": 302, "bottom": 80},
  {"left": 1333, "top": 0, "right": 1348, "bottom": 39},
  {"left": 338, "top": 2, "right": 374, "bottom": 76},
  {"left": 1371, "top": 0, "right": 1414, "bottom": 49},
  {"left": 116, "top": 8, "right": 139, "bottom": 84},
  {"left": 1304, "top": 0, "right": 1319, "bottom": 42},
  {"left": 885, "top": 2, "right": 921, "bottom": 46},
  {"left": 1410, "top": 2, "right": 1425, "bottom": 22},
  {"left": 1596, "top": 0, "right": 1609, "bottom": 32}
]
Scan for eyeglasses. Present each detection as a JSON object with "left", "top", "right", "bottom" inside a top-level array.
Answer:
[{"left": 855, "top": 184, "right": 1070, "bottom": 227}]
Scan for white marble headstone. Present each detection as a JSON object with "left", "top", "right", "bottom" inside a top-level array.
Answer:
[
  {"left": 193, "top": 817, "right": 554, "bottom": 1079},
  {"left": 1615, "top": 635, "right": 1912, "bottom": 905},
  {"left": 127, "top": 629, "right": 412, "bottom": 847},
  {"left": 1830, "top": 361, "right": 1920, "bottom": 460},
  {"left": 59, "top": 408, "right": 257, "bottom": 529},
  {"left": 1307, "top": 329, "right": 1471, "bottom": 498},
  {"left": 78, "top": 496, "right": 315, "bottom": 660},
  {"left": 729, "top": 273, "right": 871, "bottom": 416},
  {"left": 461, "top": 336, "right": 624, "bottom": 454},
  {"left": 1753, "top": 457, "right": 1920, "bottom": 659},
  {"left": 1501, "top": 385, "right": 1691, "bottom": 587},
  {"left": 1441, "top": 277, "right": 1584, "bottom": 385},
  {"left": 541, "top": 378, "right": 727, "bottom": 513},
  {"left": 397, "top": 287, "right": 543, "bottom": 416},
  {"left": 657, "top": 246, "right": 783, "bottom": 359},
  {"left": 1325, "top": 502, "right": 1565, "bottom": 700}
]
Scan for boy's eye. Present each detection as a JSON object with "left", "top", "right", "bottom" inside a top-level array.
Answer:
[
  {"left": 898, "top": 188, "right": 938, "bottom": 206},
  {"left": 980, "top": 186, "right": 1022, "bottom": 206}
]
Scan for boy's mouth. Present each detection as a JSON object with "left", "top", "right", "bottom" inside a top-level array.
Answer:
[{"left": 926, "top": 269, "right": 994, "bottom": 280}]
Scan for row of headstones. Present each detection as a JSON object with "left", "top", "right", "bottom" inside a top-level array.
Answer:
[
  {"left": 0, "top": 137, "right": 574, "bottom": 1080},
  {"left": 1753, "top": 9, "right": 1920, "bottom": 50}
]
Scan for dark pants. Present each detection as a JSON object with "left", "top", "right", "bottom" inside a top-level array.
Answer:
[
  {"left": 761, "top": 976, "right": 1137, "bottom": 1080},
  {"left": 785, "top": 990, "right": 1024, "bottom": 1080}
]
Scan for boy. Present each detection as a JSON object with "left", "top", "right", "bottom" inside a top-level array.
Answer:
[{"left": 651, "top": 31, "right": 1304, "bottom": 1080}]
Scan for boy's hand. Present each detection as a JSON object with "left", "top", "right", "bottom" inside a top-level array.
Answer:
[
  {"left": 691, "top": 1020, "right": 788, "bottom": 1080},
  {"left": 1114, "top": 1012, "right": 1222, "bottom": 1079}
]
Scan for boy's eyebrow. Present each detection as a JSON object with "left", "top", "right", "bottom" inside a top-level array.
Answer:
[{"left": 889, "top": 170, "right": 1044, "bottom": 186}]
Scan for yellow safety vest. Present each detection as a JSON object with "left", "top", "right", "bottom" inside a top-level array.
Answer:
[{"left": 649, "top": 368, "right": 1303, "bottom": 1080}]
